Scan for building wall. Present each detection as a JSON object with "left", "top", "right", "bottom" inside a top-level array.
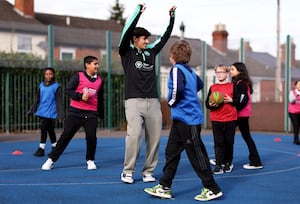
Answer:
[
  {"left": 0, "top": 31, "right": 46, "bottom": 58},
  {"left": 260, "top": 80, "right": 283, "bottom": 102},
  {"left": 162, "top": 101, "right": 287, "bottom": 132},
  {"left": 54, "top": 47, "right": 101, "bottom": 60},
  {"left": 0, "top": 32, "right": 14, "bottom": 52},
  {"left": 76, "top": 48, "right": 101, "bottom": 60}
]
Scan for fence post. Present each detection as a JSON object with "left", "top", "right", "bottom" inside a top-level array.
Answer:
[
  {"left": 5, "top": 69, "right": 10, "bottom": 133},
  {"left": 239, "top": 38, "right": 245, "bottom": 63},
  {"left": 48, "top": 25, "right": 54, "bottom": 67},
  {"left": 201, "top": 41, "right": 207, "bottom": 129},
  {"left": 106, "top": 31, "right": 112, "bottom": 130},
  {"left": 285, "top": 35, "right": 291, "bottom": 133}
]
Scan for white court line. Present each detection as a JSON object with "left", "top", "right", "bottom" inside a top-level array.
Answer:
[
  {"left": 1, "top": 138, "right": 299, "bottom": 186},
  {"left": 1, "top": 166, "right": 300, "bottom": 186}
]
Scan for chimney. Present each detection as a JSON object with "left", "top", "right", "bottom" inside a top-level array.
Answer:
[
  {"left": 14, "top": 0, "right": 34, "bottom": 17},
  {"left": 281, "top": 40, "right": 296, "bottom": 66},
  {"left": 212, "top": 24, "right": 228, "bottom": 53},
  {"left": 244, "top": 41, "right": 253, "bottom": 52}
]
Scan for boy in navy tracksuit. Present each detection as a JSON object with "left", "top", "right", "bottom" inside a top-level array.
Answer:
[{"left": 144, "top": 40, "right": 222, "bottom": 201}]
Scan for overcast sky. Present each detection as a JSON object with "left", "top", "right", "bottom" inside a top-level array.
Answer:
[{"left": 7, "top": 0, "right": 300, "bottom": 59}]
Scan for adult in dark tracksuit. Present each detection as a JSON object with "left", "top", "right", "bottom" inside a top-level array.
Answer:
[
  {"left": 145, "top": 40, "right": 222, "bottom": 201},
  {"left": 119, "top": 3, "right": 176, "bottom": 184},
  {"left": 41, "top": 56, "right": 104, "bottom": 171}
]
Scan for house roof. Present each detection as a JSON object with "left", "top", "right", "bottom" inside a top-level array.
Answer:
[
  {"left": 54, "top": 26, "right": 121, "bottom": 49},
  {"left": 35, "top": 13, "right": 123, "bottom": 32},
  {"left": 159, "top": 36, "right": 300, "bottom": 80},
  {"left": 160, "top": 36, "right": 239, "bottom": 68},
  {"left": 1, "top": 0, "right": 300, "bottom": 80},
  {"left": 0, "top": 0, "right": 42, "bottom": 24},
  {"left": 0, "top": 20, "right": 47, "bottom": 34}
]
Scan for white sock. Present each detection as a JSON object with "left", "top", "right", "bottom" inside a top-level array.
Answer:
[
  {"left": 52, "top": 143, "right": 57, "bottom": 148},
  {"left": 39, "top": 143, "right": 45, "bottom": 149}
]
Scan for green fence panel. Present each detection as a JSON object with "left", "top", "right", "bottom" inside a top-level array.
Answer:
[{"left": 0, "top": 67, "right": 126, "bottom": 133}]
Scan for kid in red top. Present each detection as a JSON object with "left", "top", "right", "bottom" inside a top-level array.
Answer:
[{"left": 206, "top": 64, "right": 239, "bottom": 174}]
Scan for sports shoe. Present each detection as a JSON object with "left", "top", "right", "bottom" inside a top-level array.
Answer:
[
  {"left": 194, "top": 188, "right": 223, "bottom": 201},
  {"left": 33, "top": 148, "right": 45, "bottom": 157},
  {"left": 210, "top": 159, "right": 225, "bottom": 167},
  {"left": 243, "top": 163, "right": 263, "bottom": 170},
  {"left": 121, "top": 173, "right": 134, "bottom": 184},
  {"left": 144, "top": 184, "right": 172, "bottom": 199},
  {"left": 87, "top": 160, "right": 97, "bottom": 170},
  {"left": 223, "top": 163, "right": 233, "bottom": 173},
  {"left": 213, "top": 165, "right": 224, "bottom": 174},
  {"left": 294, "top": 140, "right": 300, "bottom": 145},
  {"left": 143, "top": 174, "right": 156, "bottom": 182},
  {"left": 209, "top": 159, "right": 216, "bottom": 166},
  {"left": 41, "top": 158, "right": 54, "bottom": 170}
]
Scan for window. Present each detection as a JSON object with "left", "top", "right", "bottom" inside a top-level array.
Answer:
[
  {"left": 61, "top": 52, "right": 73, "bottom": 60},
  {"left": 17, "top": 35, "right": 32, "bottom": 53},
  {"left": 60, "top": 48, "right": 75, "bottom": 60}
]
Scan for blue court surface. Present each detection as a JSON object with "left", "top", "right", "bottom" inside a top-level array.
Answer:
[{"left": 0, "top": 132, "right": 300, "bottom": 204}]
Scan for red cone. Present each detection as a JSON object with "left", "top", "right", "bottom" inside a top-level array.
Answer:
[
  {"left": 12, "top": 150, "right": 23, "bottom": 155},
  {"left": 274, "top": 137, "right": 282, "bottom": 142}
]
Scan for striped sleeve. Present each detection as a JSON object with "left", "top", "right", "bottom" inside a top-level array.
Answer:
[{"left": 168, "top": 67, "right": 185, "bottom": 107}]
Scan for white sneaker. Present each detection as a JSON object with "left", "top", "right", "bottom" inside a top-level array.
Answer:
[
  {"left": 243, "top": 163, "right": 263, "bottom": 170},
  {"left": 210, "top": 159, "right": 225, "bottom": 167},
  {"left": 41, "top": 158, "right": 54, "bottom": 170},
  {"left": 121, "top": 173, "right": 134, "bottom": 184},
  {"left": 87, "top": 160, "right": 97, "bottom": 170},
  {"left": 144, "top": 184, "right": 172, "bottom": 199},
  {"left": 223, "top": 163, "right": 234, "bottom": 173},
  {"left": 209, "top": 159, "right": 216, "bottom": 166},
  {"left": 194, "top": 188, "right": 223, "bottom": 201},
  {"left": 143, "top": 174, "right": 156, "bottom": 182}
]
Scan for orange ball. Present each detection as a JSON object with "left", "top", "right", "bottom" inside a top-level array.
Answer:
[{"left": 209, "top": 91, "right": 224, "bottom": 105}]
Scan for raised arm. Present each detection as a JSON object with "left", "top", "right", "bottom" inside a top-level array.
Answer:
[
  {"left": 149, "top": 6, "right": 176, "bottom": 54},
  {"left": 118, "top": 4, "right": 146, "bottom": 56}
]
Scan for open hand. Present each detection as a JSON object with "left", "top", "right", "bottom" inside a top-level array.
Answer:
[
  {"left": 139, "top": 3, "right": 146, "bottom": 13},
  {"left": 169, "top": 6, "right": 176, "bottom": 17}
]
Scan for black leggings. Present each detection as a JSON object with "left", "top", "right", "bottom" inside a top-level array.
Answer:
[
  {"left": 212, "top": 121, "right": 236, "bottom": 165},
  {"left": 40, "top": 117, "right": 56, "bottom": 144},
  {"left": 237, "top": 117, "right": 262, "bottom": 165},
  {"left": 49, "top": 115, "right": 98, "bottom": 162},
  {"left": 289, "top": 113, "right": 300, "bottom": 141}
]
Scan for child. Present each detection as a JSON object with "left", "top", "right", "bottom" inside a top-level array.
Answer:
[
  {"left": 288, "top": 80, "right": 300, "bottom": 145},
  {"left": 27, "top": 67, "right": 64, "bottom": 156},
  {"left": 230, "top": 62, "right": 263, "bottom": 168},
  {"left": 206, "top": 64, "right": 239, "bottom": 174},
  {"left": 144, "top": 40, "right": 223, "bottom": 201},
  {"left": 41, "top": 56, "right": 104, "bottom": 171}
]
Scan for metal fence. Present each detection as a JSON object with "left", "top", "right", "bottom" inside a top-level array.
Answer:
[{"left": 0, "top": 67, "right": 126, "bottom": 133}]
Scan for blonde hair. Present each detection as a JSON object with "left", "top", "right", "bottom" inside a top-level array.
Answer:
[{"left": 214, "top": 64, "right": 229, "bottom": 72}]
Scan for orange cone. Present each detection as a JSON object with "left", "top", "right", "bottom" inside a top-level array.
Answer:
[
  {"left": 274, "top": 137, "right": 282, "bottom": 142},
  {"left": 12, "top": 150, "right": 23, "bottom": 155}
]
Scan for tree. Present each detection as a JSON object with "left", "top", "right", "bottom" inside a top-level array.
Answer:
[{"left": 109, "top": 0, "right": 126, "bottom": 27}]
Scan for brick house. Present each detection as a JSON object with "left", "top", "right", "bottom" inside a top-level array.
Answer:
[{"left": 1, "top": 0, "right": 300, "bottom": 103}]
